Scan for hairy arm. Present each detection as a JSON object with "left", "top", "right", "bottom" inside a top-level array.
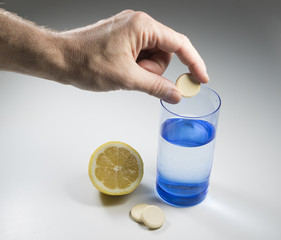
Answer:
[{"left": 0, "top": 9, "right": 68, "bottom": 83}]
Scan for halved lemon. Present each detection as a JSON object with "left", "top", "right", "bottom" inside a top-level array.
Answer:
[{"left": 88, "top": 141, "right": 143, "bottom": 195}]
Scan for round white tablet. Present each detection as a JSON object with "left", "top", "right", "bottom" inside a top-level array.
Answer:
[
  {"left": 141, "top": 205, "right": 165, "bottom": 229},
  {"left": 176, "top": 73, "right": 201, "bottom": 98},
  {"left": 130, "top": 204, "right": 149, "bottom": 223}
]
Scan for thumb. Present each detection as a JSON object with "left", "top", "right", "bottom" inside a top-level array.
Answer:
[{"left": 129, "top": 64, "right": 182, "bottom": 104}]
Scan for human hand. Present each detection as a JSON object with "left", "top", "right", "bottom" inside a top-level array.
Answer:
[
  {"left": 0, "top": 9, "right": 208, "bottom": 103},
  {"left": 57, "top": 10, "right": 209, "bottom": 103}
]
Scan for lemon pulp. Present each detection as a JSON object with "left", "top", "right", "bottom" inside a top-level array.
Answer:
[{"left": 89, "top": 141, "right": 143, "bottom": 195}]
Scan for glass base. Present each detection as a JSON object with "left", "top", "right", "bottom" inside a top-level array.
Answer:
[{"left": 155, "top": 182, "right": 208, "bottom": 207}]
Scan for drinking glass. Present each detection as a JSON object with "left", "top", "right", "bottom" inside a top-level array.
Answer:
[{"left": 156, "top": 86, "right": 221, "bottom": 207}]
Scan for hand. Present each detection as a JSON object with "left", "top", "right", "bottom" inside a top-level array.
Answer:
[
  {"left": 0, "top": 9, "right": 208, "bottom": 104},
  {"left": 56, "top": 10, "right": 209, "bottom": 103}
]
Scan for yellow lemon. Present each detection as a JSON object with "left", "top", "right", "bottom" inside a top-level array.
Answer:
[{"left": 88, "top": 141, "right": 143, "bottom": 195}]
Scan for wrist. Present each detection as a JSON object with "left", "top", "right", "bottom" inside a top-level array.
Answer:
[
  {"left": 43, "top": 31, "right": 70, "bottom": 84},
  {"left": 53, "top": 29, "right": 105, "bottom": 91}
]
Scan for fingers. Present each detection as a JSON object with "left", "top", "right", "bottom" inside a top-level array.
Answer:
[
  {"left": 137, "top": 59, "right": 164, "bottom": 75},
  {"left": 137, "top": 51, "right": 173, "bottom": 75},
  {"left": 127, "top": 61, "right": 181, "bottom": 104},
  {"left": 151, "top": 20, "right": 209, "bottom": 83},
  {"left": 176, "top": 35, "right": 209, "bottom": 83}
]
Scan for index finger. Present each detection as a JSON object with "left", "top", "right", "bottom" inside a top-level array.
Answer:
[{"left": 153, "top": 21, "right": 209, "bottom": 83}]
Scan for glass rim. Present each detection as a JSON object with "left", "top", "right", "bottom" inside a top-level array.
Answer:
[{"left": 160, "top": 85, "right": 221, "bottom": 119}]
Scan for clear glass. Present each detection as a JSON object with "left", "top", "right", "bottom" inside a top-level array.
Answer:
[{"left": 156, "top": 86, "right": 221, "bottom": 207}]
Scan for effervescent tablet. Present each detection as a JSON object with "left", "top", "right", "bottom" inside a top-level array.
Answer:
[
  {"left": 141, "top": 205, "right": 165, "bottom": 229},
  {"left": 130, "top": 204, "right": 149, "bottom": 223},
  {"left": 176, "top": 73, "right": 201, "bottom": 98}
]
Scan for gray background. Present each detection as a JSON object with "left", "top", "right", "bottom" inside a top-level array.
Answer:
[{"left": 1, "top": 0, "right": 281, "bottom": 239}]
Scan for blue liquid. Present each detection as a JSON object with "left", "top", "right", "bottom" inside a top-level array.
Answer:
[{"left": 156, "top": 118, "right": 216, "bottom": 207}]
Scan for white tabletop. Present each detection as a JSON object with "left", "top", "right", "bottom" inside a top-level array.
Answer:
[{"left": 1, "top": 1, "right": 281, "bottom": 239}]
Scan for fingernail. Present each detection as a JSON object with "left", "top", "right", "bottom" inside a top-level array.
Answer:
[{"left": 163, "top": 89, "right": 182, "bottom": 104}]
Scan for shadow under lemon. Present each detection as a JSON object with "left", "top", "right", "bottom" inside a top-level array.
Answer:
[
  {"left": 65, "top": 172, "right": 161, "bottom": 207},
  {"left": 99, "top": 182, "right": 159, "bottom": 207}
]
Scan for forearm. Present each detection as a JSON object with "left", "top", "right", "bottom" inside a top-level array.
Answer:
[{"left": 0, "top": 9, "right": 68, "bottom": 83}]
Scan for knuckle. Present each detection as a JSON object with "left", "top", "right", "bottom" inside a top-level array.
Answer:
[
  {"left": 181, "top": 34, "right": 190, "bottom": 43},
  {"left": 128, "top": 11, "right": 154, "bottom": 33},
  {"left": 121, "top": 9, "right": 135, "bottom": 15},
  {"left": 132, "top": 11, "right": 151, "bottom": 22},
  {"left": 135, "top": 11, "right": 148, "bottom": 18},
  {"left": 148, "top": 78, "right": 163, "bottom": 97}
]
